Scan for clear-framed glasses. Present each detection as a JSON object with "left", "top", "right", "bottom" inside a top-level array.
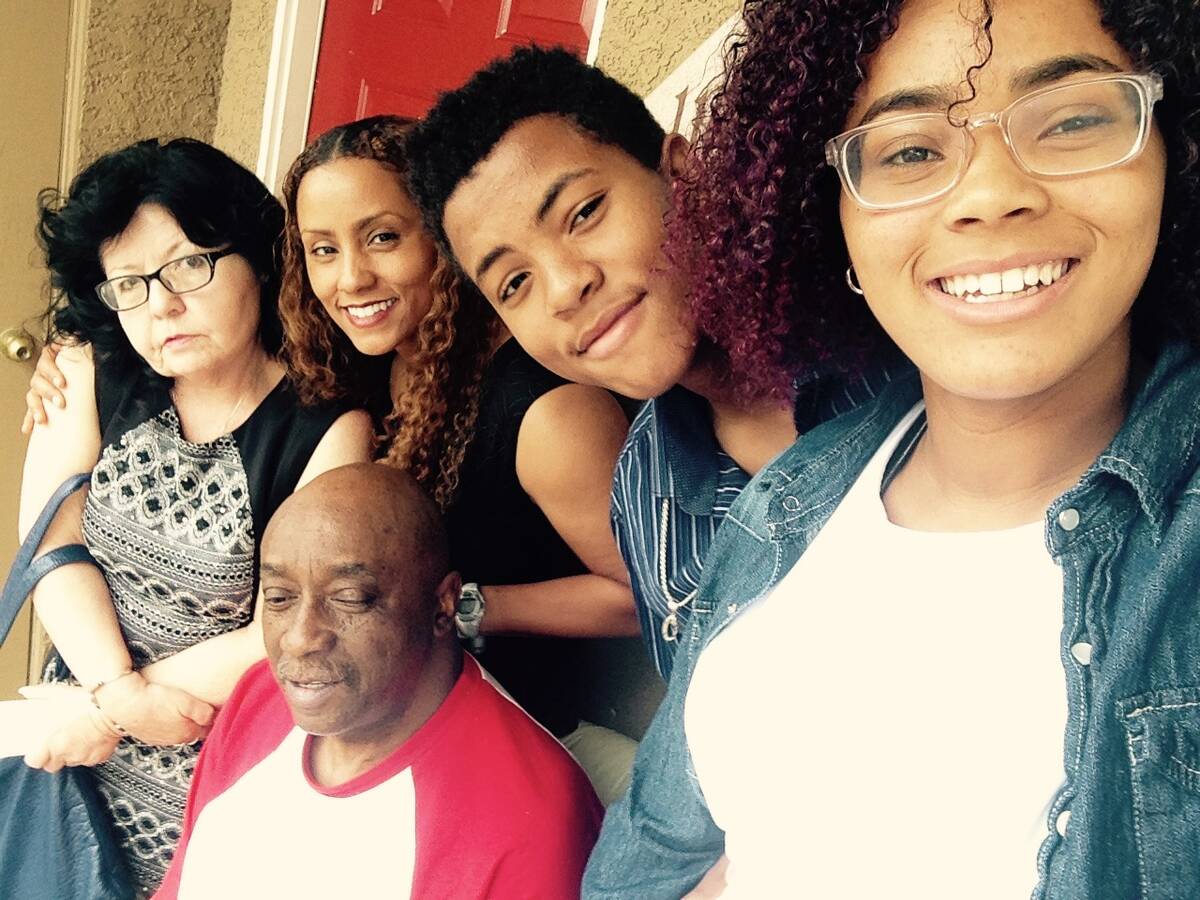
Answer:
[
  {"left": 95, "top": 247, "right": 238, "bottom": 311},
  {"left": 824, "top": 72, "right": 1164, "bottom": 211}
]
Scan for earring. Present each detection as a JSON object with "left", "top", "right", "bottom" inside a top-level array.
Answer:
[{"left": 845, "top": 265, "right": 865, "bottom": 296}]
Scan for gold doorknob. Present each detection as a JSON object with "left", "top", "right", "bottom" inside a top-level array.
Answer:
[{"left": 0, "top": 327, "right": 36, "bottom": 363}]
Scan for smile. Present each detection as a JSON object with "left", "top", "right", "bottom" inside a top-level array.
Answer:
[
  {"left": 342, "top": 298, "right": 397, "bottom": 323},
  {"left": 936, "top": 258, "right": 1075, "bottom": 304},
  {"left": 575, "top": 294, "right": 645, "bottom": 357}
]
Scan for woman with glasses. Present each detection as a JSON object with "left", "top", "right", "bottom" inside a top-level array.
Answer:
[
  {"left": 585, "top": 0, "right": 1200, "bottom": 897},
  {"left": 19, "top": 137, "right": 373, "bottom": 896}
]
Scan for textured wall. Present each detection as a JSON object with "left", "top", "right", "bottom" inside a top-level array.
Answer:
[
  {"left": 595, "top": 0, "right": 741, "bottom": 97},
  {"left": 77, "top": 0, "right": 231, "bottom": 167},
  {"left": 213, "top": 0, "right": 275, "bottom": 170}
]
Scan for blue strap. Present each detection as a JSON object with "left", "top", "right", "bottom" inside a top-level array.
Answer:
[{"left": 0, "top": 473, "right": 94, "bottom": 644}]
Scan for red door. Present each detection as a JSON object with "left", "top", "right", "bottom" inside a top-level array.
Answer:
[{"left": 307, "top": 0, "right": 599, "bottom": 141}]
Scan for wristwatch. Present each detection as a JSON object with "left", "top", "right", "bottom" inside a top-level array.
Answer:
[{"left": 455, "top": 582, "right": 487, "bottom": 643}]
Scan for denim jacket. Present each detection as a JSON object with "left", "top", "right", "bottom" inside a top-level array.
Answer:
[{"left": 584, "top": 342, "right": 1200, "bottom": 900}]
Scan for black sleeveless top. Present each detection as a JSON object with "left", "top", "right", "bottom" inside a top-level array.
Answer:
[
  {"left": 445, "top": 340, "right": 595, "bottom": 737},
  {"left": 81, "top": 364, "right": 343, "bottom": 894}
]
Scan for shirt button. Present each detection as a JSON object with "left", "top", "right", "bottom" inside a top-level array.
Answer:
[
  {"left": 1071, "top": 641, "right": 1094, "bottom": 665},
  {"left": 1057, "top": 508, "right": 1081, "bottom": 531},
  {"left": 1056, "top": 809, "right": 1071, "bottom": 837}
]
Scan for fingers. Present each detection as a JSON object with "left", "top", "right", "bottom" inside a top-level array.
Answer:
[
  {"left": 172, "top": 691, "right": 216, "bottom": 728},
  {"left": 29, "top": 370, "right": 66, "bottom": 409}
]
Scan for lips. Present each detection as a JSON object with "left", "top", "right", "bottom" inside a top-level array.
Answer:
[{"left": 575, "top": 295, "right": 644, "bottom": 355}]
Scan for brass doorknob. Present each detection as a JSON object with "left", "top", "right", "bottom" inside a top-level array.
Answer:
[{"left": 0, "top": 327, "right": 36, "bottom": 363}]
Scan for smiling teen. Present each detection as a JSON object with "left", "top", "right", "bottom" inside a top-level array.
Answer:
[
  {"left": 583, "top": 0, "right": 1200, "bottom": 897},
  {"left": 406, "top": 48, "right": 882, "bottom": 681}
]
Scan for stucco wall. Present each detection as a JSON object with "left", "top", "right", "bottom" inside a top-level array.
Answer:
[
  {"left": 595, "top": 0, "right": 741, "bottom": 97},
  {"left": 213, "top": 0, "right": 275, "bottom": 170},
  {"left": 77, "top": 0, "right": 231, "bottom": 168}
]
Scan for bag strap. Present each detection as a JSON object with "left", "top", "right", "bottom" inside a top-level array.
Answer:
[{"left": 0, "top": 473, "right": 94, "bottom": 644}]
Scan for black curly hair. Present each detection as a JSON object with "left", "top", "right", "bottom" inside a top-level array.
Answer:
[
  {"left": 674, "top": 0, "right": 1200, "bottom": 401},
  {"left": 407, "top": 45, "right": 666, "bottom": 258},
  {"left": 37, "top": 137, "right": 286, "bottom": 384}
]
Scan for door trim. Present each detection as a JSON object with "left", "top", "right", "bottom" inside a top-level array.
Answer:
[{"left": 257, "top": 0, "right": 326, "bottom": 192}]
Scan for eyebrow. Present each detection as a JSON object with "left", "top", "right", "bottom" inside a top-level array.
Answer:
[
  {"left": 107, "top": 239, "right": 192, "bottom": 275},
  {"left": 856, "top": 54, "right": 1124, "bottom": 127},
  {"left": 301, "top": 212, "right": 408, "bottom": 239},
  {"left": 473, "top": 168, "right": 598, "bottom": 283}
]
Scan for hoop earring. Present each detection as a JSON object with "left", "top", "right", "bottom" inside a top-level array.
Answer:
[{"left": 845, "top": 265, "right": 865, "bottom": 296}]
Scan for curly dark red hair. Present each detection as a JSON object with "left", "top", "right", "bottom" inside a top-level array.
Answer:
[{"left": 673, "top": 0, "right": 1200, "bottom": 402}]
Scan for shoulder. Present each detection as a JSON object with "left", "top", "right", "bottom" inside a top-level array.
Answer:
[{"left": 194, "top": 661, "right": 293, "bottom": 789}]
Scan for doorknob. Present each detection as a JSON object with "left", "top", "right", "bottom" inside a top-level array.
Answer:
[{"left": 0, "top": 327, "right": 36, "bottom": 363}]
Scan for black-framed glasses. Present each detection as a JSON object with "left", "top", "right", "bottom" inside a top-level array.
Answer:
[
  {"left": 824, "top": 72, "right": 1164, "bottom": 210},
  {"left": 95, "top": 247, "right": 238, "bottom": 311}
]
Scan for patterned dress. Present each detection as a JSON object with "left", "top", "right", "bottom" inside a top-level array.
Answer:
[{"left": 53, "top": 370, "right": 342, "bottom": 896}]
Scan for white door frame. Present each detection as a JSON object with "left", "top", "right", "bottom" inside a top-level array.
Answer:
[
  {"left": 255, "top": 0, "right": 609, "bottom": 192},
  {"left": 256, "top": 0, "right": 327, "bottom": 192}
]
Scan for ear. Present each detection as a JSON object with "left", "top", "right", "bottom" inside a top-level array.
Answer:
[
  {"left": 432, "top": 571, "right": 462, "bottom": 637},
  {"left": 658, "top": 132, "right": 691, "bottom": 181}
]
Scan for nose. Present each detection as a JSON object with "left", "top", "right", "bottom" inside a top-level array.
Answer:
[
  {"left": 337, "top": 247, "right": 374, "bottom": 295},
  {"left": 541, "top": 248, "right": 602, "bottom": 317},
  {"left": 939, "top": 128, "right": 1050, "bottom": 231},
  {"left": 278, "top": 597, "right": 336, "bottom": 658},
  {"left": 146, "top": 277, "right": 185, "bottom": 318}
]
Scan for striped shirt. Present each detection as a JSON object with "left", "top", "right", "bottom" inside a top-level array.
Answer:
[{"left": 612, "top": 367, "right": 902, "bottom": 679}]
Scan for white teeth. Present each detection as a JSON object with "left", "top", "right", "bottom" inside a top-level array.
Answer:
[
  {"left": 937, "top": 259, "right": 1072, "bottom": 303},
  {"left": 345, "top": 298, "right": 396, "bottom": 320},
  {"left": 1001, "top": 268, "right": 1024, "bottom": 292}
]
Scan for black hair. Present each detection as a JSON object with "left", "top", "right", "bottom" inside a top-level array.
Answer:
[
  {"left": 37, "top": 137, "right": 285, "bottom": 382},
  {"left": 406, "top": 45, "right": 666, "bottom": 256}
]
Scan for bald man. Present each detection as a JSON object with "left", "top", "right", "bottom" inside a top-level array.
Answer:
[{"left": 156, "top": 464, "right": 602, "bottom": 900}]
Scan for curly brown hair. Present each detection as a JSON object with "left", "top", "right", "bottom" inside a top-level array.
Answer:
[{"left": 278, "top": 115, "right": 495, "bottom": 507}]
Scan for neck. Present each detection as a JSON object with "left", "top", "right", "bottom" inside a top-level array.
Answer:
[
  {"left": 172, "top": 345, "right": 280, "bottom": 441},
  {"left": 886, "top": 332, "right": 1131, "bottom": 531},
  {"left": 678, "top": 342, "right": 797, "bottom": 475},
  {"left": 309, "top": 642, "right": 461, "bottom": 787}
]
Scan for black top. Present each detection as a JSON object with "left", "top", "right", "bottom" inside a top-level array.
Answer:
[{"left": 445, "top": 340, "right": 598, "bottom": 736}]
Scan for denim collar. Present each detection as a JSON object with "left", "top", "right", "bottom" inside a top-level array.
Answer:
[
  {"left": 1067, "top": 341, "right": 1200, "bottom": 539},
  {"left": 650, "top": 386, "right": 721, "bottom": 516}
]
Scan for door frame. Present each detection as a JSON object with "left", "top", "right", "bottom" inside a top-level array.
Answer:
[{"left": 255, "top": 0, "right": 609, "bottom": 192}]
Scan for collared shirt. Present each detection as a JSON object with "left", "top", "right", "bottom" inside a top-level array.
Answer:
[
  {"left": 586, "top": 342, "right": 1200, "bottom": 900},
  {"left": 611, "top": 387, "right": 748, "bottom": 679},
  {"left": 612, "top": 367, "right": 900, "bottom": 679}
]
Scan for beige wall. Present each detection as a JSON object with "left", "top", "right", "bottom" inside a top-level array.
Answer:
[
  {"left": 595, "top": 0, "right": 740, "bottom": 97},
  {"left": 76, "top": 0, "right": 231, "bottom": 169},
  {"left": 213, "top": 0, "right": 275, "bottom": 170}
]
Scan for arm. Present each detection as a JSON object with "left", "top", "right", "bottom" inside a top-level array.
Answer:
[
  {"left": 481, "top": 384, "right": 637, "bottom": 638},
  {"left": 138, "top": 409, "right": 375, "bottom": 705},
  {"left": 20, "top": 347, "right": 212, "bottom": 765}
]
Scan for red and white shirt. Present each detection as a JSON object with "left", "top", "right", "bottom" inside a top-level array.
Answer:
[{"left": 155, "top": 656, "right": 602, "bottom": 899}]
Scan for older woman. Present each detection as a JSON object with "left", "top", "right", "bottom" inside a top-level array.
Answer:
[{"left": 20, "top": 137, "right": 372, "bottom": 895}]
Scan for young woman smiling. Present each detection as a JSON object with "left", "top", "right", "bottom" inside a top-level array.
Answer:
[{"left": 585, "top": 0, "right": 1200, "bottom": 897}]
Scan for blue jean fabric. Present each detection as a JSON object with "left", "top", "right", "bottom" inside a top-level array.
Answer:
[{"left": 584, "top": 341, "right": 1200, "bottom": 900}]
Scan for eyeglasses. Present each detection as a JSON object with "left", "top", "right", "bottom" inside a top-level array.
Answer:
[
  {"left": 95, "top": 247, "right": 238, "bottom": 311},
  {"left": 824, "top": 73, "right": 1163, "bottom": 211}
]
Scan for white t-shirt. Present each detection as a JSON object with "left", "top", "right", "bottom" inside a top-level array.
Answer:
[{"left": 686, "top": 404, "right": 1066, "bottom": 898}]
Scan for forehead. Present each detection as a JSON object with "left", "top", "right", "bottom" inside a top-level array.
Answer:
[
  {"left": 443, "top": 116, "right": 646, "bottom": 242},
  {"left": 297, "top": 157, "right": 416, "bottom": 220},
  {"left": 853, "top": 0, "right": 1130, "bottom": 115},
  {"left": 100, "top": 203, "right": 190, "bottom": 271}
]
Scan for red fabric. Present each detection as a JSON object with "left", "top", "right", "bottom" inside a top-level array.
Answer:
[{"left": 155, "top": 656, "right": 601, "bottom": 899}]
